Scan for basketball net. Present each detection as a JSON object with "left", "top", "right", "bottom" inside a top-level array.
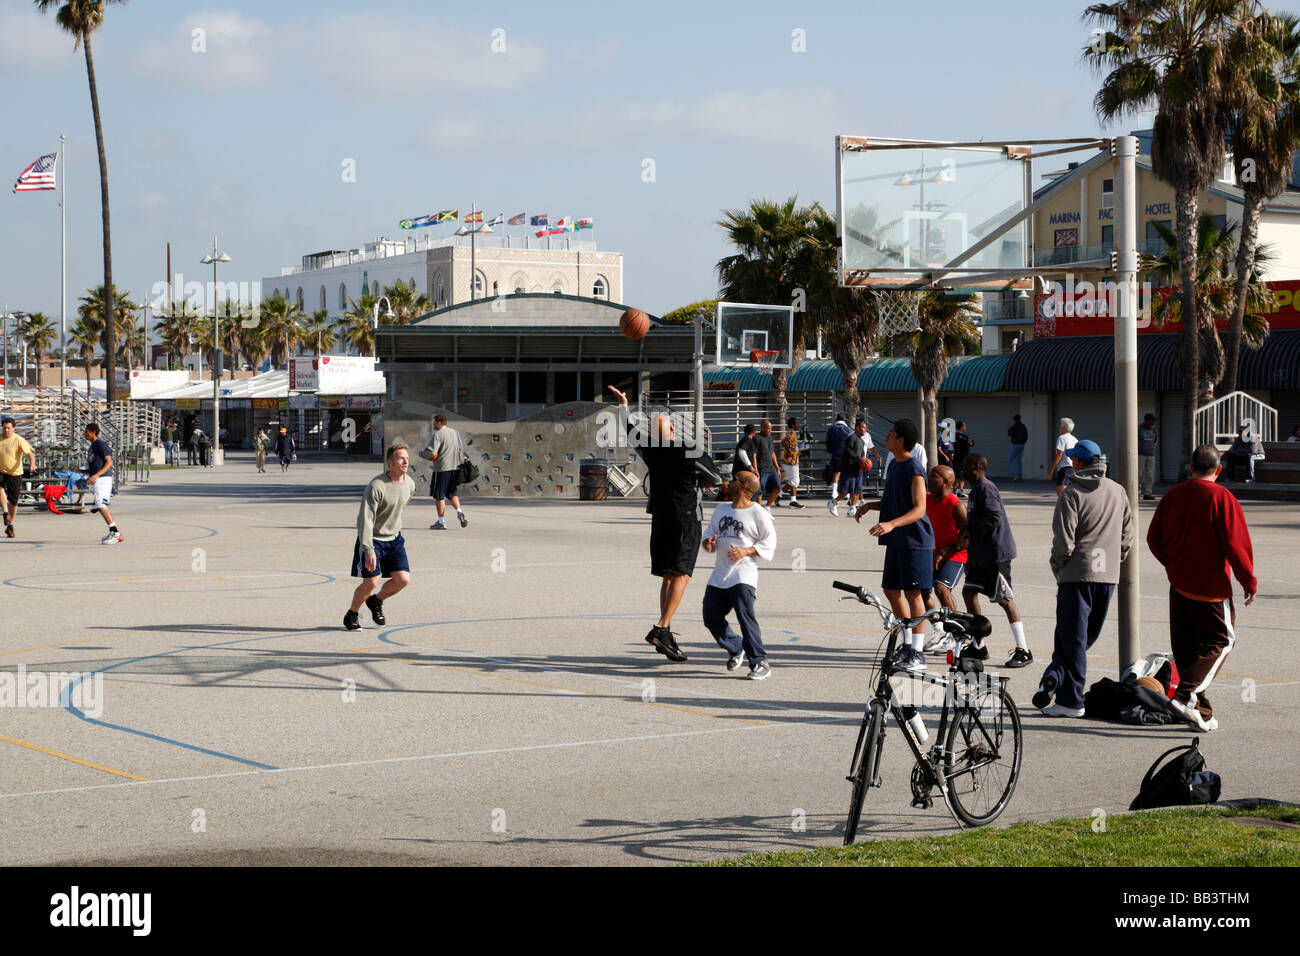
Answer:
[
  {"left": 750, "top": 349, "right": 781, "bottom": 376},
  {"left": 872, "top": 290, "right": 923, "bottom": 338}
]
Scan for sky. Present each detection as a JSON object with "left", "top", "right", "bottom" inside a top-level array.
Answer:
[{"left": 0, "top": 0, "right": 1130, "bottom": 323}]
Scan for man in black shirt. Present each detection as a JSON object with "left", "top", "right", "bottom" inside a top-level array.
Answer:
[
  {"left": 733, "top": 424, "right": 759, "bottom": 478},
  {"left": 1007, "top": 414, "right": 1028, "bottom": 482},
  {"left": 84, "top": 423, "right": 122, "bottom": 545},
  {"left": 754, "top": 419, "right": 781, "bottom": 508},
  {"left": 609, "top": 387, "right": 719, "bottom": 662},
  {"left": 952, "top": 421, "right": 975, "bottom": 498}
]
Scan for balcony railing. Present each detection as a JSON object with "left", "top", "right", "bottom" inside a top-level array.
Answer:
[{"left": 1032, "top": 238, "right": 1169, "bottom": 268}]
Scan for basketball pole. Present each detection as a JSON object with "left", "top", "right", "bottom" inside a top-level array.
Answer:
[
  {"left": 1113, "top": 134, "right": 1141, "bottom": 674},
  {"left": 693, "top": 314, "right": 704, "bottom": 447}
]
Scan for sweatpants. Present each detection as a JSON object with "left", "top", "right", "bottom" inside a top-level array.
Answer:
[
  {"left": 702, "top": 583, "right": 766, "bottom": 665},
  {"left": 1042, "top": 581, "right": 1114, "bottom": 710},
  {"left": 1168, "top": 589, "right": 1236, "bottom": 721}
]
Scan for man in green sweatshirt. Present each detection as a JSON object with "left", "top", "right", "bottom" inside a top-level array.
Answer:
[{"left": 345, "top": 443, "right": 415, "bottom": 631}]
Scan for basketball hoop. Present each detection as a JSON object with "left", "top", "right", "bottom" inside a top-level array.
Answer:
[
  {"left": 872, "top": 290, "right": 923, "bottom": 338},
  {"left": 750, "top": 349, "right": 781, "bottom": 375}
]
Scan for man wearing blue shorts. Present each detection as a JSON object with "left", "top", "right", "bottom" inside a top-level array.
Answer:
[
  {"left": 855, "top": 418, "right": 934, "bottom": 672},
  {"left": 345, "top": 443, "right": 415, "bottom": 630}
]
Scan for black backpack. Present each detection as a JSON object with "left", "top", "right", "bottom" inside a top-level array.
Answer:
[{"left": 1128, "top": 739, "right": 1221, "bottom": 810}]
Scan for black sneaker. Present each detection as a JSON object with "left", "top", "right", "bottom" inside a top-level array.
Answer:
[
  {"left": 789, "top": 500, "right": 805, "bottom": 509},
  {"left": 343, "top": 610, "right": 361, "bottom": 631},
  {"left": 4, "top": 522, "right": 13, "bottom": 538},
  {"left": 458, "top": 511, "right": 468, "bottom": 528},
  {"left": 365, "top": 595, "right": 386, "bottom": 625},
  {"left": 1004, "top": 647, "right": 1033, "bottom": 668},
  {"left": 645, "top": 626, "right": 688, "bottom": 662},
  {"left": 1032, "top": 674, "right": 1057, "bottom": 710},
  {"left": 961, "top": 640, "right": 989, "bottom": 661}
]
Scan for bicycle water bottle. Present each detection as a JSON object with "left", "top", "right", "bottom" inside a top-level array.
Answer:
[{"left": 901, "top": 705, "right": 928, "bottom": 744}]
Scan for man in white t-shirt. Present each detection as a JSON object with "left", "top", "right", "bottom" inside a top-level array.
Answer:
[
  {"left": 701, "top": 471, "right": 777, "bottom": 679},
  {"left": 883, "top": 442, "right": 927, "bottom": 481},
  {"left": 1049, "top": 417, "right": 1078, "bottom": 497}
]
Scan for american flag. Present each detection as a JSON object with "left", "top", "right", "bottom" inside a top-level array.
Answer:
[
  {"left": 13, "top": 152, "right": 57, "bottom": 193},
  {"left": 508, "top": 212, "right": 526, "bottom": 226}
]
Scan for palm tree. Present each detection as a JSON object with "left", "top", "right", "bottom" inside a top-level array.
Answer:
[
  {"left": 1221, "top": 9, "right": 1300, "bottom": 394},
  {"left": 340, "top": 293, "right": 382, "bottom": 356},
  {"left": 69, "top": 315, "right": 99, "bottom": 395},
  {"left": 19, "top": 313, "right": 57, "bottom": 383},
  {"left": 303, "top": 309, "right": 338, "bottom": 357},
  {"left": 716, "top": 196, "right": 821, "bottom": 415},
  {"left": 156, "top": 298, "right": 202, "bottom": 370},
  {"left": 381, "top": 278, "right": 431, "bottom": 323},
  {"left": 257, "top": 291, "right": 304, "bottom": 368},
  {"left": 1144, "top": 214, "right": 1274, "bottom": 405},
  {"left": 36, "top": 0, "right": 126, "bottom": 400},
  {"left": 218, "top": 296, "right": 252, "bottom": 371},
  {"left": 1086, "top": 0, "right": 1238, "bottom": 472},
  {"left": 907, "top": 292, "right": 981, "bottom": 466}
]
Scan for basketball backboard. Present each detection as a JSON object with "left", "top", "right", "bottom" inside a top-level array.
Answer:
[
  {"left": 836, "top": 136, "right": 1033, "bottom": 292},
  {"left": 715, "top": 302, "right": 794, "bottom": 369}
]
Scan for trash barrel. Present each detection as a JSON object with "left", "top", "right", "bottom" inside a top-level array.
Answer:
[{"left": 579, "top": 460, "right": 608, "bottom": 501}]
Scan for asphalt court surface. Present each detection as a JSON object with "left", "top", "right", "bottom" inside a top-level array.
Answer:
[{"left": 1, "top": 453, "right": 1296, "bottom": 865}]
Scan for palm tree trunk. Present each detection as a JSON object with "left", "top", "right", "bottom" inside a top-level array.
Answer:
[
  {"left": 1223, "top": 192, "right": 1263, "bottom": 397},
  {"left": 840, "top": 370, "right": 859, "bottom": 421},
  {"left": 84, "top": 33, "right": 116, "bottom": 403},
  {"left": 922, "top": 387, "right": 939, "bottom": 468},
  {"left": 1175, "top": 186, "right": 1201, "bottom": 480}
]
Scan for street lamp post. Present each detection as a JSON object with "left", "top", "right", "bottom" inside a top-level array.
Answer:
[
  {"left": 200, "top": 237, "right": 231, "bottom": 465},
  {"left": 371, "top": 296, "right": 395, "bottom": 359}
]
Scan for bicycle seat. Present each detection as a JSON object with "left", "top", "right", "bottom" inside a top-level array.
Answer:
[{"left": 942, "top": 615, "right": 992, "bottom": 640}]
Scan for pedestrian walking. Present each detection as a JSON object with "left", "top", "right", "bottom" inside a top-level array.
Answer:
[
  {"left": 1032, "top": 440, "right": 1133, "bottom": 717},
  {"left": 83, "top": 423, "right": 122, "bottom": 545},
  {"left": 952, "top": 421, "right": 975, "bottom": 497},
  {"left": 1007, "top": 414, "right": 1028, "bottom": 482},
  {"left": 733, "top": 424, "right": 759, "bottom": 478},
  {"left": 830, "top": 418, "right": 874, "bottom": 516},
  {"left": 779, "top": 417, "right": 805, "bottom": 508},
  {"left": 1048, "top": 418, "right": 1078, "bottom": 497},
  {"left": 1138, "top": 413, "right": 1158, "bottom": 499},
  {"left": 854, "top": 418, "right": 935, "bottom": 672},
  {"left": 254, "top": 427, "right": 270, "bottom": 473},
  {"left": 0, "top": 417, "right": 36, "bottom": 539},
  {"left": 188, "top": 425, "right": 202, "bottom": 466},
  {"left": 754, "top": 419, "right": 782, "bottom": 508},
  {"left": 344, "top": 443, "right": 415, "bottom": 630},
  {"left": 609, "top": 386, "right": 719, "bottom": 662},
  {"left": 960, "top": 453, "right": 1033, "bottom": 667},
  {"left": 825, "top": 414, "right": 853, "bottom": 504},
  {"left": 420, "top": 413, "right": 469, "bottom": 529},
  {"left": 161, "top": 421, "right": 178, "bottom": 466},
  {"left": 701, "top": 471, "right": 777, "bottom": 679},
  {"left": 922, "top": 466, "right": 967, "bottom": 651},
  {"left": 1147, "top": 444, "right": 1256, "bottom": 732},
  {"left": 274, "top": 427, "right": 295, "bottom": 473}
]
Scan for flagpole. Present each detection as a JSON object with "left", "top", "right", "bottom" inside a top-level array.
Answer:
[
  {"left": 470, "top": 201, "right": 477, "bottom": 301},
  {"left": 59, "top": 134, "right": 67, "bottom": 395}
]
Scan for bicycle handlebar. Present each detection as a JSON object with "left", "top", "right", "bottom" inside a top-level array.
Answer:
[{"left": 832, "top": 580, "right": 981, "bottom": 631}]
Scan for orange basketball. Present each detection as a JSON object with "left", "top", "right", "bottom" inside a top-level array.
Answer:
[
  {"left": 1136, "top": 676, "right": 1165, "bottom": 696},
  {"left": 620, "top": 308, "right": 650, "bottom": 339}
]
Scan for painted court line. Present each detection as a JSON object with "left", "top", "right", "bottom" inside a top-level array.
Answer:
[{"left": 0, "top": 734, "right": 148, "bottom": 781}]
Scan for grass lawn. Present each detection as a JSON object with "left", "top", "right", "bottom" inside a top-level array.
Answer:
[{"left": 709, "top": 803, "right": 1300, "bottom": 867}]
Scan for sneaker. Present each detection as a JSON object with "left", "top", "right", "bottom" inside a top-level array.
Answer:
[
  {"left": 1142, "top": 494, "right": 1156, "bottom": 501},
  {"left": 790, "top": 500, "right": 805, "bottom": 509},
  {"left": 902, "top": 649, "right": 928, "bottom": 673},
  {"left": 826, "top": 499, "right": 838, "bottom": 517},
  {"left": 365, "top": 594, "right": 386, "bottom": 625},
  {"left": 726, "top": 652, "right": 745, "bottom": 672},
  {"left": 458, "top": 511, "right": 468, "bottom": 528},
  {"left": 1041, "top": 702, "right": 1085, "bottom": 718},
  {"left": 889, "top": 644, "right": 912, "bottom": 669},
  {"left": 1032, "top": 674, "right": 1058, "bottom": 710},
  {"left": 343, "top": 610, "right": 361, "bottom": 631},
  {"left": 4, "top": 522, "right": 13, "bottom": 538},
  {"left": 1168, "top": 698, "right": 1217, "bottom": 732},
  {"left": 747, "top": 661, "right": 771, "bottom": 680},
  {"left": 1004, "top": 647, "right": 1034, "bottom": 668},
  {"left": 645, "top": 626, "right": 688, "bottom": 662},
  {"left": 924, "top": 632, "right": 956, "bottom": 653},
  {"left": 430, "top": 520, "right": 447, "bottom": 530},
  {"left": 961, "top": 640, "right": 989, "bottom": 661},
  {"left": 101, "top": 531, "right": 123, "bottom": 545}
]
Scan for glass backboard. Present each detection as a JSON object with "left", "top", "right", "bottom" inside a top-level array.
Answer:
[
  {"left": 837, "top": 136, "right": 1030, "bottom": 291},
  {"left": 715, "top": 302, "right": 794, "bottom": 369}
]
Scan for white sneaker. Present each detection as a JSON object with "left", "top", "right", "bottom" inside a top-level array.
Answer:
[
  {"left": 1168, "top": 698, "right": 1217, "bottom": 732},
  {"left": 1041, "top": 702, "right": 1085, "bottom": 718},
  {"left": 924, "top": 632, "right": 957, "bottom": 653},
  {"left": 902, "top": 649, "right": 927, "bottom": 673},
  {"left": 101, "top": 531, "right": 123, "bottom": 545},
  {"left": 826, "top": 499, "right": 838, "bottom": 517}
]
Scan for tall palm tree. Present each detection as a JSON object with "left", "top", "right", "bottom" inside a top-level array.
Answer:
[
  {"left": 1221, "top": 9, "right": 1300, "bottom": 394},
  {"left": 381, "top": 278, "right": 431, "bottom": 323},
  {"left": 218, "top": 296, "right": 251, "bottom": 371},
  {"left": 69, "top": 315, "right": 99, "bottom": 395},
  {"left": 19, "top": 313, "right": 57, "bottom": 382},
  {"left": 303, "top": 309, "right": 338, "bottom": 357},
  {"left": 340, "top": 293, "right": 382, "bottom": 356},
  {"left": 1086, "top": 0, "right": 1239, "bottom": 472},
  {"left": 156, "top": 298, "right": 202, "bottom": 370},
  {"left": 907, "top": 292, "right": 981, "bottom": 466},
  {"left": 716, "top": 196, "right": 821, "bottom": 415},
  {"left": 36, "top": 0, "right": 125, "bottom": 400},
  {"left": 257, "top": 291, "right": 304, "bottom": 368},
  {"left": 1144, "top": 214, "right": 1274, "bottom": 404}
]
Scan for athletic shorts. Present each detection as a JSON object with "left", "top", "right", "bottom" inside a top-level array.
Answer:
[
  {"left": 760, "top": 472, "right": 781, "bottom": 495},
  {"left": 351, "top": 533, "right": 410, "bottom": 579},
  {"left": 91, "top": 476, "right": 114, "bottom": 512},
  {"left": 781, "top": 463, "right": 800, "bottom": 488},
  {"left": 1055, "top": 465, "right": 1075, "bottom": 487},
  {"left": 838, "top": 471, "right": 863, "bottom": 496},
  {"left": 650, "top": 512, "right": 700, "bottom": 577},
  {"left": 963, "top": 561, "right": 1014, "bottom": 602},
  {"left": 432, "top": 470, "right": 461, "bottom": 501},
  {"left": 1, "top": 473, "right": 20, "bottom": 509},
  {"left": 882, "top": 545, "right": 933, "bottom": 592},
  {"left": 932, "top": 557, "right": 967, "bottom": 591}
]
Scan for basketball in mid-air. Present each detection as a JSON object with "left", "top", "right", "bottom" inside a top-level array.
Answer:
[{"left": 620, "top": 308, "right": 650, "bottom": 339}]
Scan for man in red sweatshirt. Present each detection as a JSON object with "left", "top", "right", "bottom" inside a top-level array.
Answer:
[{"left": 1147, "top": 444, "right": 1257, "bottom": 732}]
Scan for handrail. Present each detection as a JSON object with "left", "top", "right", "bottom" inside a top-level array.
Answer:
[{"left": 1195, "top": 390, "right": 1277, "bottom": 449}]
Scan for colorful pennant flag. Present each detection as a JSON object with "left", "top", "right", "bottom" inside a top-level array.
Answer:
[
  {"left": 508, "top": 212, "right": 526, "bottom": 226},
  {"left": 399, "top": 213, "right": 438, "bottom": 230},
  {"left": 554, "top": 217, "right": 571, "bottom": 231},
  {"left": 530, "top": 214, "right": 548, "bottom": 226},
  {"left": 13, "top": 153, "right": 57, "bottom": 193},
  {"left": 436, "top": 209, "right": 458, "bottom": 223},
  {"left": 535, "top": 228, "right": 565, "bottom": 237},
  {"left": 575, "top": 218, "right": 594, "bottom": 230},
  {"left": 464, "top": 210, "right": 483, "bottom": 224}
]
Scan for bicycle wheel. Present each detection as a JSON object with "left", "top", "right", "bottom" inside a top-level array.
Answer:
[
  {"left": 944, "top": 683, "right": 1022, "bottom": 827},
  {"left": 844, "top": 702, "right": 885, "bottom": 845}
]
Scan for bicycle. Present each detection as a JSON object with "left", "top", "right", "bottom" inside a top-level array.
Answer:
[{"left": 832, "top": 580, "right": 1023, "bottom": 843}]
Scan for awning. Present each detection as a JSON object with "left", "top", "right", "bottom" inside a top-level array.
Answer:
[
  {"left": 1004, "top": 332, "right": 1300, "bottom": 392},
  {"left": 703, "top": 355, "right": 1011, "bottom": 394}
]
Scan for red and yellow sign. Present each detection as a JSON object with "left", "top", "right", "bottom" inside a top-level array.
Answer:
[{"left": 1034, "top": 279, "right": 1300, "bottom": 337}]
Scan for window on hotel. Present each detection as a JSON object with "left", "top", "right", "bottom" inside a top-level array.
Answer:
[
  {"left": 1101, "top": 225, "right": 1114, "bottom": 251},
  {"left": 1102, "top": 178, "right": 1114, "bottom": 209},
  {"left": 592, "top": 276, "right": 607, "bottom": 299}
]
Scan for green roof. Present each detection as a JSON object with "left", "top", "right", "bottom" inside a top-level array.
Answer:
[{"left": 703, "top": 356, "right": 1010, "bottom": 393}]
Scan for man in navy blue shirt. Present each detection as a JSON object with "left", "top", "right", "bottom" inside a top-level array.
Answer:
[
  {"left": 855, "top": 418, "right": 934, "bottom": 672},
  {"left": 84, "top": 423, "right": 122, "bottom": 545},
  {"left": 961, "top": 454, "right": 1032, "bottom": 667}
]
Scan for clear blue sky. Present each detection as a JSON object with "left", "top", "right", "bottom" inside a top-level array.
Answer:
[{"left": 1, "top": 0, "right": 1127, "bottom": 320}]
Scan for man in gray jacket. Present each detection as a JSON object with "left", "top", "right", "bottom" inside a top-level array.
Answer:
[
  {"left": 420, "top": 414, "right": 468, "bottom": 530},
  {"left": 1032, "top": 439, "right": 1134, "bottom": 717}
]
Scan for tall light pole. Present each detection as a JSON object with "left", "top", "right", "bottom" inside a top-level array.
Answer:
[
  {"left": 200, "top": 237, "right": 231, "bottom": 464},
  {"left": 371, "top": 296, "right": 395, "bottom": 359}
]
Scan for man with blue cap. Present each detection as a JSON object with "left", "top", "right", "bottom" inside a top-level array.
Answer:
[{"left": 1033, "top": 439, "right": 1134, "bottom": 717}]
